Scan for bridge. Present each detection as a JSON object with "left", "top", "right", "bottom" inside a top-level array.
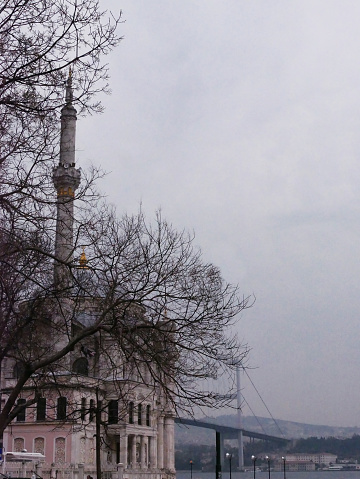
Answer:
[
  {"left": 175, "top": 417, "right": 289, "bottom": 445},
  {"left": 175, "top": 365, "right": 289, "bottom": 472},
  {"left": 175, "top": 416, "right": 289, "bottom": 476}
]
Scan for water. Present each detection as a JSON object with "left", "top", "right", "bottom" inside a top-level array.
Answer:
[{"left": 176, "top": 472, "right": 360, "bottom": 479}]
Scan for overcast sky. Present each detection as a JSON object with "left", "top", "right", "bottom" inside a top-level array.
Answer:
[{"left": 77, "top": 1, "right": 360, "bottom": 428}]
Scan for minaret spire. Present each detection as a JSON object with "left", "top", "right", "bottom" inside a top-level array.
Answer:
[
  {"left": 65, "top": 67, "right": 73, "bottom": 105},
  {"left": 53, "top": 70, "right": 81, "bottom": 289}
]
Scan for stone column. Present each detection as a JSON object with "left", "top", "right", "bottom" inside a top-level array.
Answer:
[
  {"left": 157, "top": 416, "right": 164, "bottom": 469},
  {"left": 130, "top": 435, "right": 137, "bottom": 469},
  {"left": 164, "top": 416, "right": 175, "bottom": 470},
  {"left": 117, "top": 463, "right": 124, "bottom": 479},
  {"left": 78, "top": 464, "right": 84, "bottom": 479},
  {"left": 149, "top": 435, "right": 157, "bottom": 469},
  {"left": 120, "top": 433, "right": 128, "bottom": 468},
  {"left": 140, "top": 436, "right": 148, "bottom": 469},
  {"left": 136, "top": 435, "right": 140, "bottom": 468}
]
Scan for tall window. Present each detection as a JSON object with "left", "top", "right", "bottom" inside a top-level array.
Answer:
[
  {"left": 108, "top": 400, "right": 118, "bottom": 424},
  {"left": 89, "top": 399, "right": 95, "bottom": 422},
  {"left": 146, "top": 405, "right": 151, "bottom": 426},
  {"left": 14, "top": 438, "right": 24, "bottom": 452},
  {"left": 34, "top": 437, "right": 45, "bottom": 455},
  {"left": 57, "top": 397, "right": 67, "bottom": 420},
  {"left": 55, "top": 437, "right": 66, "bottom": 465},
  {"left": 129, "top": 401, "right": 134, "bottom": 424},
  {"left": 36, "top": 398, "right": 46, "bottom": 421},
  {"left": 81, "top": 398, "right": 86, "bottom": 421},
  {"left": 16, "top": 399, "right": 26, "bottom": 422},
  {"left": 137, "top": 403, "right": 142, "bottom": 425}
]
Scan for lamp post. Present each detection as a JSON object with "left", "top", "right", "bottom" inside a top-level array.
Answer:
[
  {"left": 265, "top": 456, "right": 270, "bottom": 479},
  {"left": 282, "top": 457, "right": 286, "bottom": 479},
  {"left": 226, "top": 453, "right": 232, "bottom": 479},
  {"left": 251, "top": 455, "right": 257, "bottom": 479},
  {"left": 190, "top": 461, "right": 193, "bottom": 479}
]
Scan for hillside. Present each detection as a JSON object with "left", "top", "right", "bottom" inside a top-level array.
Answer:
[{"left": 175, "top": 414, "right": 360, "bottom": 445}]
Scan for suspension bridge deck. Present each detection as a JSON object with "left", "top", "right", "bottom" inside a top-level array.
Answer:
[{"left": 175, "top": 417, "right": 290, "bottom": 445}]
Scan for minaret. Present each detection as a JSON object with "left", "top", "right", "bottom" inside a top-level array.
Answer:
[{"left": 53, "top": 71, "right": 81, "bottom": 288}]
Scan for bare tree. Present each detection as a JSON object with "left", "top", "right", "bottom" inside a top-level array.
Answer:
[
  {"left": 0, "top": 5, "right": 252, "bottom": 475},
  {"left": 0, "top": 0, "right": 121, "bottom": 217},
  {"left": 0, "top": 0, "right": 122, "bottom": 441},
  {"left": 0, "top": 205, "right": 251, "bottom": 434}
]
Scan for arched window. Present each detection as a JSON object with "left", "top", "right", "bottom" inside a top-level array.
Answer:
[
  {"left": 55, "top": 437, "right": 66, "bottom": 465},
  {"left": 137, "top": 403, "right": 142, "bottom": 425},
  {"left": 14, "top": 437, "right": 24, "bottom": 452},
  {"left": 34, "top": 437, "right": 45, "bottom": 455},
  {"left": 146, "top": 405, "right": 151, "bottom": 426},
  {"left": 129, "top": 401, "right": 134, "bottom": 424},
  {"left": 16, "top": 398, "right": 26, "bottom": 422},
  {"left": 108, "top": 400, "right": 118, "bottom": 425},
  {"left": 57, "top": 397, "right": 67, "bottom": 420},
  {"left": 72, "top": 357, "right": 89, "bottom": 376},
  {"left": 36, "top": 398, "right": 46, "bottom": 421}
]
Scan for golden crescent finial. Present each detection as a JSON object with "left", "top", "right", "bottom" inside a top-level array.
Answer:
[{"left": 79, "top": 247, "right": 88, "bottom": 269}]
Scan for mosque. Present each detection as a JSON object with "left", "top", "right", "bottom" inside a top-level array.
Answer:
[{"left": 1, "top": 76, "right": 175, "bottom": 479}]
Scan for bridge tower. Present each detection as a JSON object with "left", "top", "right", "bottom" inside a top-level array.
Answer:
[{"left": 236, "top": 365, "right": 244, "bottom": 470}]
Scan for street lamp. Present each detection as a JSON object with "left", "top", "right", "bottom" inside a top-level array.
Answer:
[
  {"left": 190, "top": 460, "right": 193, "bottom": 479},
  {"left": 282, "top": 457, "right": 286, "bottom": 479},
  {"left": 265, "top": 456, "right": 271, "bottom": 479},
  {"left": 226, "top": 453, "right": 232, "bottom": 479},
  {"left": 251, "top": 455, "right": 257, "bottom": 479}
]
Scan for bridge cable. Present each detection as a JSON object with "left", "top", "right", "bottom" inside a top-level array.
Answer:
[
  {"left": 241, "top": 394, "right": 270, "bottom": 437},
  {"left": 243, "top": 367, "right": 285, "bottom": 438}
]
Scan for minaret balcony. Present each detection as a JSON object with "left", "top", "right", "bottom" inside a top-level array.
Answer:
[{"left": 53, "top": 164, "right": 81, "bottom": 192}]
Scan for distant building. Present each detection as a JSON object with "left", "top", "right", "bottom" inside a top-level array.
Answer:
[
  {"left": 285, "top": 453, "right": 337, "bottom": 466},
  {"left": 274, "top": 461, "right": 316, "bottom": 472},
  {"left": 273, "top": 453, "right": 338, "bottom": 472}
]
